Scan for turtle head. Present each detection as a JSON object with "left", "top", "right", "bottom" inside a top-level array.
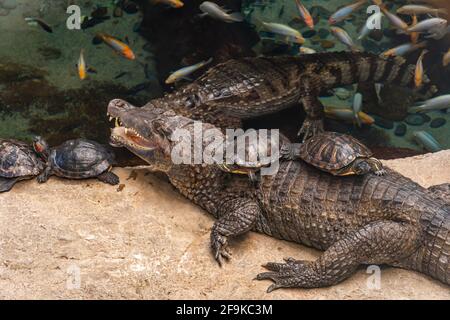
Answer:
[
  {"left": 107, "top": 99, "right": 197, "bottom": 172},
  {"left": 32, "top": 136, "right": 49, "bottom": 160},
  {"left": 351, "top": 158, "right": 372, "bottom": 175}
]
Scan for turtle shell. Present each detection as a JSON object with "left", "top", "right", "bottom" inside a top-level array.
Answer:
[
  {"left": 50, "top": 139, "right": 115, "bottom": 179},
  {"left": 0, "top": 139, "right": 44, "bottom": 178},
  {"left": 224, "top": 131, "right": 291, "bottom": 171},
  {"left": 299, "top": 132, "right": 372, "bottom": 172}
]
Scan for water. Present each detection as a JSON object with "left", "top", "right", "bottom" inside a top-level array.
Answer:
[{"left": 0, "top": 0, "right": 449, "bottom": 161}]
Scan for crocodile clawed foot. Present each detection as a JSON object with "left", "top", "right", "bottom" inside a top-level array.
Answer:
[
  {"left": 255, "top": 258, "right": 312, "bottom": 292},
  {"left": 211, "top": 232, "right": 232, "bottom": 267},
  {"left": 297, "top": 119, "right": 324, "bottom": 142}
]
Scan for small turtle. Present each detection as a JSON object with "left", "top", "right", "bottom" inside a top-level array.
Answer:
[
  {"left": 33, "top": 137, "right": 120, "bottom": 185},
  {"left": 218, "top": 132, "right": 296, "bottom": 181},
  {"left": 298, "top": 132, "right": 385, "bottom": 176},
  {"left": 0, "top": 139, "right": 44, "bottom": 192}
]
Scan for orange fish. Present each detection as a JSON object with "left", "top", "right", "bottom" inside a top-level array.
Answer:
[
  {"left": 294, "top": 0, "right": 314, "bottom": 29},
  {"left": 96, "top": 33, "right": 135, "bottom": 60},
  {"left": 410, "top": 15, "right": 419, "bottom": 44},
  {"left": 415, "top": 49, "right": 428, "bottom": 88},
  {"left": 77, "top": 49, "right": 87, "bottom": 80}
]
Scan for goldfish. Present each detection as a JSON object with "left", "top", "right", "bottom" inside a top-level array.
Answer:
[
  {"left": 443, "top": 49, "right": 450, "bottom": 66},
  {"left": 261, "top": 22, "right": 305, "bottom": 44},
  {"left": 96, "top": 33, "right": 135, "bottom": 60},
  {"left": 415, "top": 50, "right": 428, "bottom": 88},
  {"left": 409, "top": 94, "right": 450, "bottom": 113},
  {"left": 407, "top": 17, "right": 447, "bottom": 33},
  {"left": 294, "top": 0, "right": 314, "bottom": 29},
  {"left": 330, "top": 27, "right": 357, "bottom": 51},
  {"left": 77, "top": 49, "right": 87, "bottom": 80},
  {"left": 413, "top": 131, "right": 442, "bottom": 153},
  {"left": 165, "top": 58, "right": 213, "bottom": 84},
  {"left": 381, "top": 42, "right": 427, "bottom": 57},
  {"left": 324, "top": 107, "right": 375, "bottom": 125},
  {"left": 410, "top": 15, "right": 419, "bottom": 44},
  {"left": 329, "top": 0, "right": 366, "bottom": 25},
  {"left": 397, "top": 5, "right": 447, "bottom": 16},
  {"left": 152, "top": 0, "right": 184, "bottom": 8},
  {"left": 199, "top": 1, "right": 244, "bottom": 23}
]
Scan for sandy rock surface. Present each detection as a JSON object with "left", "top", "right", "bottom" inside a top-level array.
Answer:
[{"left": 0, "top": 151, "right": 449, "bottom": 300}]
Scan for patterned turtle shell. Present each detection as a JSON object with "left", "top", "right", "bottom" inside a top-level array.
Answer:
[
  {"left": 0, "top": 139, "right": 44, "bottom": 178},
  {"left": 299, "top": 132, "right": 372, "bottom": 172},
  {"left": 49, "top": 139, "right": 115, "bottom": 179}
]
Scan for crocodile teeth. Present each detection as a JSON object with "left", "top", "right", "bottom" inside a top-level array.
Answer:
[{"left": 115, "top": 118, "right": 120, "bottom": 127}]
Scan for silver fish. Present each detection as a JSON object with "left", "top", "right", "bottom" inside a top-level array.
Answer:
[
  {"left": 397, "top": 5, "right": 447, "bottom": 16},
  {"left": 352, "top": 93, "right": 363, "bottom": 127},
  {"left": 408, "top": 18, "right": 447, "bottom": 33},
  {"left": 409, "top": 94, "right": 450, "bottom": 113},
  {"left": 330, "top": 26, "right": 357, "bottom": 51},
  {"left": 413, "top": 131, "right": 442, "bottom": 153},
  {"left": 329, "top": 0, "right": 366, "bottom": 24},
  {"left": 165, "top": 58, "right": 213, "bottom": 84},
  {"left": 199, "top": 1, "right": 244, "bottom": 23}
]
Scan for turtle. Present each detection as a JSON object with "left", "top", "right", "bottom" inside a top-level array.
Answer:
[
  {"left": 298, "top": 132, "right": 385, "bottom": 176},
  {"left": 218, "top": 131, "right": 385, "bottom": 179},
  {"left": 0, "top": 139, "right": 44, "bottom": 192},
  {"left": 32, "top": 137, "right": 120, "bottom": 185},
  {"left": 217, "top": 131, "right": 298, "bottom": 182}
]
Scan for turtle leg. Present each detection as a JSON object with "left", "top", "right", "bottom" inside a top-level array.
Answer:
[
  {"left": 368, "top": 158, "right": 386, "bottom": 176},
  {"left": 298, "top": 94, "right": 325, "bottom": 142},
  {"left": 37, "top": 167, "right": 52, "bottom": 183},
  {"left": 97, "top": 171, "right": 120, "bottom": 185},
  {"left": 0, "top": 177, "right": 19, "bottom": 193}
]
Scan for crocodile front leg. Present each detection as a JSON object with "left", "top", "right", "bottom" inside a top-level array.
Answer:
[
  {"left": 211, "top": 198, "right": 261, "bottom": 266},
  {"left": 298, "top": 80, "right": 325, "bottom": 141},
  {"left": 256, "top": 221, "right": 422, "bottom": 291}
]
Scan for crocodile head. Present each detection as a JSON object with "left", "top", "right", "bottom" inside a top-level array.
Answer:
[{"left": 107, "top": 99, "right": 196, "bottom": 172}]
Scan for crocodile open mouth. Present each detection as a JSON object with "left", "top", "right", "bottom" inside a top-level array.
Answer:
[{"left": 109, "top": 116, "right": 156, "bottom": 150}]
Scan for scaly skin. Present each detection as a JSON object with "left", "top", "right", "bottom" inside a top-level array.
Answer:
[
  {"left": 108, "top": 99, "right": 449, "bottom": 291},
  {"left": 145, "top": 52, "right": 436, "bottom": 140}
]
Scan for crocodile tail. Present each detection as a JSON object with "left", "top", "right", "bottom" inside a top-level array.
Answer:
[
  {"left": 403, "top": 202, "right": 450, "bottom": 285},
  {"left": 313, "top": 51, "right": 437, "bottom": 98}
]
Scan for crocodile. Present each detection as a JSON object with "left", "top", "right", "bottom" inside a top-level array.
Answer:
[
  {"left": 146, "top": 52, "right": 436, "bottom": 140},
  {"left": 107, "top": 98, "right": 449, "bottom": 291}
]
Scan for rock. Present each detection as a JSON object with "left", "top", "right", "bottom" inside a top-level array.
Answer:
[
  {"left": 1, "top": 0, "right": 17, "bottom": 10},
  {"left": 320, "top": 40, "right": 335, "bottom": 49},
  {"left": 1, "top": 153, "right": 450, "bottom": 299},
  {"left": 113, "top": 6, "right": 123, "bottom": 18},
  {"left": 373, "top": 115, "right": 394, "bottom": 129},
  {"left": 368, "top": 29, "right": 384, "bottom": 42},
  {"left": 0, "top": 8, "right": 9, "bottom": 16},
  {"left": 394, "top": 123, "right": 407, "bottom": 136},
  {"left": 317, "top": 28, "right": 330, "bottom": 39},
  {"left": 122, "top": 1, "right": 139, "bottom": 14},
  {"left": 302, "top": 30, "right": 316, "bottom": 39},
  {"left": 405, "top": 114, "right": 427, "bottom": 126},
  {"left": 430, "top": 118, "right": 446, "bottom": 128}
]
